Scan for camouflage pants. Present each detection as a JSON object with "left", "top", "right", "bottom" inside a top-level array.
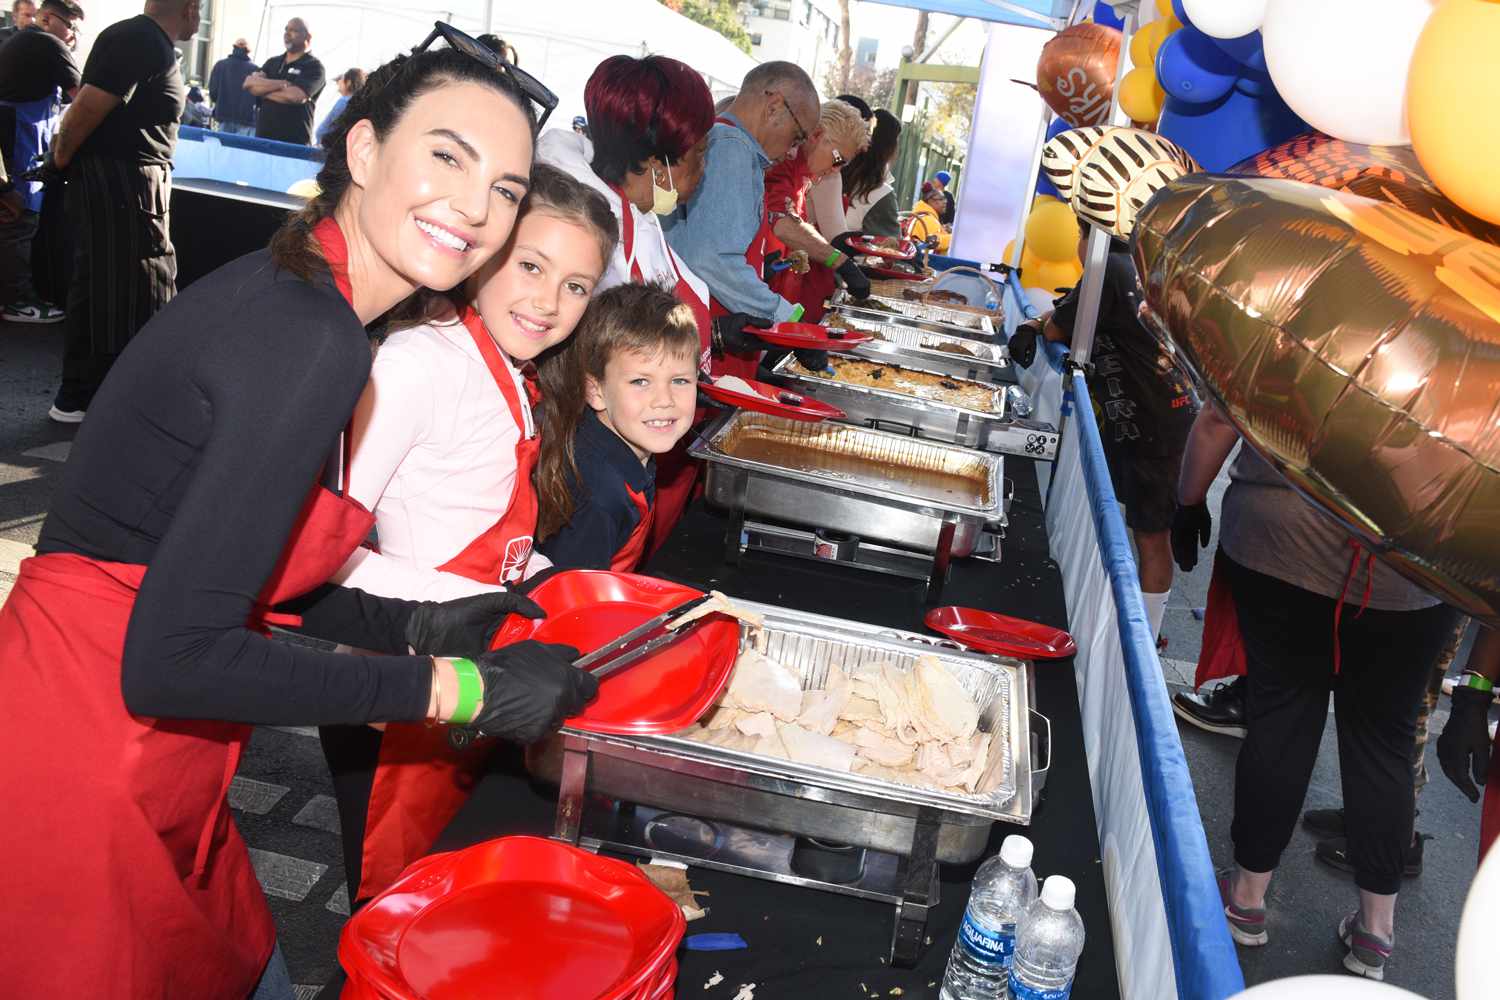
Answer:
[{"left": 1413, "top": 615, "right": 1472, "bottom": 802}]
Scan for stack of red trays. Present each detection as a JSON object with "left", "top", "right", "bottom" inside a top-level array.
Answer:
[{"left": 339, "top": 836, "right": 687, "bottom": 999}]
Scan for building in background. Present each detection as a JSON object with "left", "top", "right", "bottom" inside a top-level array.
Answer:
[
  {"left": 854, "top": 35, "right": 877, "bottom": 69},
  {"left": 739, "top": 0, "right": 839, "bottom": 88}
]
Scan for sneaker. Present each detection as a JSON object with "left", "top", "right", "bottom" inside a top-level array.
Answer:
[
  {"left": 1173, "top": 676, "right": 1247, "bottom": 738},
  {"left": 47, "top": 404, "right": 85, "bottom": 424},
  {"left": 1315, "top": 833, "right": 1427, "bottom": 879},
  {"left": 1338, "top": 910, "right": 1392, "bottom": 981},
  {"left": 1218, "top": 870, "right": 1267, "bottom": 947},
  {"left": 3, "top": 301, "right": 64, "bottom": 324},
  {"left": 1302, "top": 807, "right": 1346, "bottom": 837}
]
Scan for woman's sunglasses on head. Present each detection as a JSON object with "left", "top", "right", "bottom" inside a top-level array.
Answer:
[{"left": 415, "top": 22, "right": 559, "bottom": 129}]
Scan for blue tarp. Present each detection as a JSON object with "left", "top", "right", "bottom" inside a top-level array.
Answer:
[{"left": 858, "top": 0, "right": 1070, "bottom": 28}]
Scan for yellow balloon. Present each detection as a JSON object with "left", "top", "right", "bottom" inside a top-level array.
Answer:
[
  {"left": 1032, "top": 193, "right": 1059, "bottom": 207},
  {"left": 1129, "top": 19, "right": 1169, "bottom": 68},
  {"left": 287, "top": 177, "right": 321, "bottom": 199},
  {"left": 1154, "top": 0, "right": 1173, "bottom": 15},
  {"left": 1033, "top": 258, "right": 1084, "bottom": 293},
  {"left": 1408, "top": 0, "right": 1500, "bottom": 225},
  {"left": 1119, "top": 66, "right": 1167, "bottom": 123},
  {"left": 1025, "top": 200, "right": 1082, "bottom": 262}
]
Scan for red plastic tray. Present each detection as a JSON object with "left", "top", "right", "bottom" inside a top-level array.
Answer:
[
  {"left": 925, "top": 606, "right": 1077, "bottom": 660},
  {"left": 752, "top": 320, "right": 872, "bottom": 350},
  {"left": 699, "top": 377, "right": 846, "bottom": 422},
  {"left": 846, "top": 235, "right": 918, "bottom": 260},
  {"left": 491, "top": 570, "right": 741, "bottom": 735},
  {"left": 338, "top": 836, "right": 685, "bottom": 1000}
]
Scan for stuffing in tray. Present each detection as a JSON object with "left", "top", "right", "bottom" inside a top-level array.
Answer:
[{"left": 791, "top": 356, "right": 1000, "bottom": 413}]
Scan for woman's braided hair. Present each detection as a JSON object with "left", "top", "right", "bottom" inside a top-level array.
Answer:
[{"left": 268, "top": 47, "right": 537, "bottom": 323}]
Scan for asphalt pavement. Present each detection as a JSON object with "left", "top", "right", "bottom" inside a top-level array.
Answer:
[{"left": 0, "top": 316, "right": 1486, "bottom": 998}]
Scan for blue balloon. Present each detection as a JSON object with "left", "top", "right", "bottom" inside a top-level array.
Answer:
[
  {"left": 1157, "top": 87, "right": 1308, "bottom": 171},
  {"left": 1171, "top": 0, "right": 1192, "bottom": 27},
  {"left": 1156, "top": 28, "right": 1240, "bottom": 105},
  {"left": 1034, "top": 117, "right": 1071, "bottom": 199},
  {"left": 1092, "top": 1, "right": 1124, "bottom": 29},
  {"left": 1206, "top": 30, "right": 1268, "bottom": 74}
]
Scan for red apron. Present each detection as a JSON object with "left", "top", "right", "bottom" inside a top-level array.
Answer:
[
  {"left": 1194, "top": 551, "right": 1247, "bottom": 689},
  {"left": 612, "top": 484, "right": 655, "bottom": 572},
  {"left": 763, "top": 146, "right": 837, "bottom": 324},
  {"left": 610, "top": 182, "right": 715, "bottom": 558},
  {"left": 705, "top": 114, "right": 779, "bottom": 384},
  {"left": 0, "top": 218, "right": 377, "bottom": 998},
  {"left": 354, "top": 306, "right": 544, "bottom": 901},
  {"left": 1482, "top": 757, "right": 1500, "bottom": 862}
]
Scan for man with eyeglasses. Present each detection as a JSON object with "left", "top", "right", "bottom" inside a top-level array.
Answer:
[
  {"left": 663, "top": 60, "right": 819, "bottom": 380},
  {"left": 0, "top": 0, "right": 81, "bottom": 324}
]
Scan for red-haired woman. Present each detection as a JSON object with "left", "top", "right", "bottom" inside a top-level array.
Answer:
[{"left": 537, "top": 54, "right": 717, "bottom": 553}]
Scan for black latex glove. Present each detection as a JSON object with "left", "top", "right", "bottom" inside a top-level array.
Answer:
[
  {"left": 754, "top": 363, "right": 798, "bottom": 390},
  {"left": 712, "top": 311, "right": 774, "bottom": 357},
  {"left": 835, "top": 257, "right": 871, "bottom": 300},
  {"left": 465, "top": 640, "right": 596, "bottom": 745},
  {"left": 1170, "top": 502, "right": 1212, "bottom": 573},
  {"left": 793, "top": 348, "right": 830, "bottom": 372},
  {"left": 1009, "top": 320, "right": 1040, "bottom": 369},
  {"left": 404, "top": 590, "right": 547, "bottom": 658},
  {"left": 830, "top": 231, "right": 864, "bottom": 257},
  {"left": 1438, "top": 686, "right": 1494, "bottom": 803}
]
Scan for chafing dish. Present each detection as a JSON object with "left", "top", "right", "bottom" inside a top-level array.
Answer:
[
  {"left": 528, "top": 598, "right": 1051, "bottom": 965},
  {"left": 829, "top": 310, "right": 1011, "bottom": 382},
  {"left": 771, "top": 353, "right": 1059, "bottom": 461},
  {"left": 690, "top": 411, "right": 1006, "bottom": 559},
  {"left": 835, "top": 290, "right": 1001, "bottom": 334}
]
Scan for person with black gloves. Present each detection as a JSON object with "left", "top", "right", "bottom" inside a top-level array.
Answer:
[
  {"left": 1171, "top": 500, "right": 1212, "bottom": 574},
  {"left": 759, "top": 97, "right": 871, "bottom": 323},
  {"left": 1438, "top": 625, "right": 1500, "bottom": 862}
]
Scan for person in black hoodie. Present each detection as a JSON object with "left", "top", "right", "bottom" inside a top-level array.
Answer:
[{"left": 207, "top": 37, "right": 257, "bottom": 134}]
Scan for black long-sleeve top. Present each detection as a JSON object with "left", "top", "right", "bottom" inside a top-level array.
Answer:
[
  {"left": 37, "top": 249, "right": 431, "bottom": 726},
  {"left": 538, "top": 410, "right": 655, "bottom": 571}
]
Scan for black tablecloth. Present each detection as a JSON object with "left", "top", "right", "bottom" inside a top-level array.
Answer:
[{"left": 436, "top": 461, "right": 1119, "bottom": 999}]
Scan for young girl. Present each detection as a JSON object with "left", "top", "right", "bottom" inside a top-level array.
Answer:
[
  {"left": 535, "top": 282, "right": 701, "bottom": 571},
  {"left": 322, "top": 162, "right": 619, "bottom": 902}
]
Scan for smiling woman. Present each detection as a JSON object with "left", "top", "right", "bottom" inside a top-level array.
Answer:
[{"left": 0, "top": 30, "right": 604, "bottom": 1000}]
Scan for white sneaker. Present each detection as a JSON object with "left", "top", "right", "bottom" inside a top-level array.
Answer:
[
  {"left": 4, "top": 302, "right": 65, "bottom": 324},
  {"left": 48, "top": 404, "right": 85, "bottom": 424}
]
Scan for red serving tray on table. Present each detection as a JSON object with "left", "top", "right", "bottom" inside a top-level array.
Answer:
[
  {"left": 491, "top": 570, "right": 741, "bottom": 735},
  {"left": 924, "top": 606, "right": 1077, "bottom": 660},
  {"left": 846, "top": 235, "right": 918, "bottom": 260},
  {"left": 751, "top": 320, "right": 872, "bottom": 350},
  {"left": 698, "top": 376, "right": 846, "bottom": 422},
  {"left": 338, "top": 836, "right": 686, "bottom": 1000}
]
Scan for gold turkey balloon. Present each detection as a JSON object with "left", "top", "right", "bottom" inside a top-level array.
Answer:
[
  {"left": 1133, "top": 175, "right": 1500, "bottom": 624},
  {"left": 1036, "top": 23, "right": 1123, "bottom": 128}
]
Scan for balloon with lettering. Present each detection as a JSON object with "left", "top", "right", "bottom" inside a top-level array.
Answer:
[
  {"left": 1134, "top": 174, "right": 1500, "bottom": 625},
  {"left": 1036, "top": 23, "right": 1123, "bottom": 128},
  {"left": 1408, "top": 0, "right": 1500, "bottom": 226}
]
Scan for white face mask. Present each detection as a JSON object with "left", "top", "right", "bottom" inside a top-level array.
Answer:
[{"left": 651, "top": 158, "right": 678, "bottom": 216}]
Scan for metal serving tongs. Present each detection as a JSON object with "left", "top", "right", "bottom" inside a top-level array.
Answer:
[{"left": 448, "top": 593, "right": 717, "bottom": 748}]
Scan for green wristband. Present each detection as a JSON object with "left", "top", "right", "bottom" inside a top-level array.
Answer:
[
  {"left": 789, "top": 303, "right": 805, "bottom": 322},
  {"left": 1461, "top": 672, "right": 1495, "bottom": 694},
  {"left": 448, "top": 657, "right": 483, "bottom": 725},
  {"left": 824, "top": 249, "right": 843, "bottom": 269}
]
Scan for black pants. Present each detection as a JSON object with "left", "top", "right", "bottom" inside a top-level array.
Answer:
[
  {"left": 58, "top": 155, "right": 176, "bottom": 409},
  {"left": 1224, "top": 552, "right": 1455, "bottom": 895}
]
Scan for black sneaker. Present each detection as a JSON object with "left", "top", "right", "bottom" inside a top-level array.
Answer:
[
  {"left": 1303, "top": 807, "right": 1345, "bottom": 837},
  {"left": 1172, "top": 676, "right": 1247, "bottom": 738},
  {"left": 1314, "top": 834, "right": 1427, "bottom": 879}
]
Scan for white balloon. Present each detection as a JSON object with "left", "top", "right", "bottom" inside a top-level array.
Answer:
[
  {"left": 1457, "top": 838, "right": 1500, "bottom": 999},
  {"left": 1261, "top": 0, "right": 1436, "bottom": 147},
  {"left": 1229, "top": 975, "right": 1427, "bottom": 1000},
  {"left": 1182, "top": 0, "right": 1268, "bottom": 39}
]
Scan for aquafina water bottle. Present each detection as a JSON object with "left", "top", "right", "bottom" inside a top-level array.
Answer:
[
  {"left": 939, "top": 835, "right": 1038, "bottom": 999},
  {"left": 1008, "top": 875, "right": 1085, "bottom": 1000}
]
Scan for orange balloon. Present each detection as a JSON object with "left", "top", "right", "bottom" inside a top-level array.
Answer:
[
  {"left": 1408, "top": 0, "right": 1500, "bottom": 225},
  {"left": 1037, "top": 23, "right": 1123, "bottom": 128}
]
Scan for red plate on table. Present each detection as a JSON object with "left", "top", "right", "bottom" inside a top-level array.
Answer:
[
  {"left": 846, "top": 235, "right": 918, "bottom": 260},
  {"left": 752, "top": 320, "right": 872, "bottom": 350},
  {"left": 491, "top": 570, "right": 741, "bottom": 735},
  {"left": 925, "top": 606, "right": 1077, "bottom": 660},
  {"left": 699, "top": 377, "right": 846, "bottom": 422},
  {"left": 339, "top": 836, "right": 685, "bottom": 1000}
]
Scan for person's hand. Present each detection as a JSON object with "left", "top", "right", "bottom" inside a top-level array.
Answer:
[
  {"left": 0, "top": 190, "right": 22, "bottom": 224},
  {"left": 762, "top": 249, "right": 785, "bottom": 282},
  {"left": 404, "top": 590, "right": 548, "bottom": 658},
  {"left": 792, "top": 348, "right": 829, "bottom": 372},
  {"left": 835, "top": 257, "right": 871, "bottom": 299},
  {"left": 712, "top": 311, "right": 774, "bottom": 357},
  {"left": 1009, "top": 320, "right": 1040, "bottom": 369},
  {"left": 464, "top": 641, "right": 597, "bottom": 745},
  {"left": 1438, "top": 685, "right": 1494, "bottom": 803},
  {"left": 1170, "top": 502, "right": 1212, "bottom": 573}
]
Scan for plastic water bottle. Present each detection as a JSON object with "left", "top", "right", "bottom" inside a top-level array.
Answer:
[
  {"left": 1008, "top": 876, "right": 1085, "bottom": 1000},
  {"left": 939, "top": 835, "right": 1038, "bottom": 1000}
]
